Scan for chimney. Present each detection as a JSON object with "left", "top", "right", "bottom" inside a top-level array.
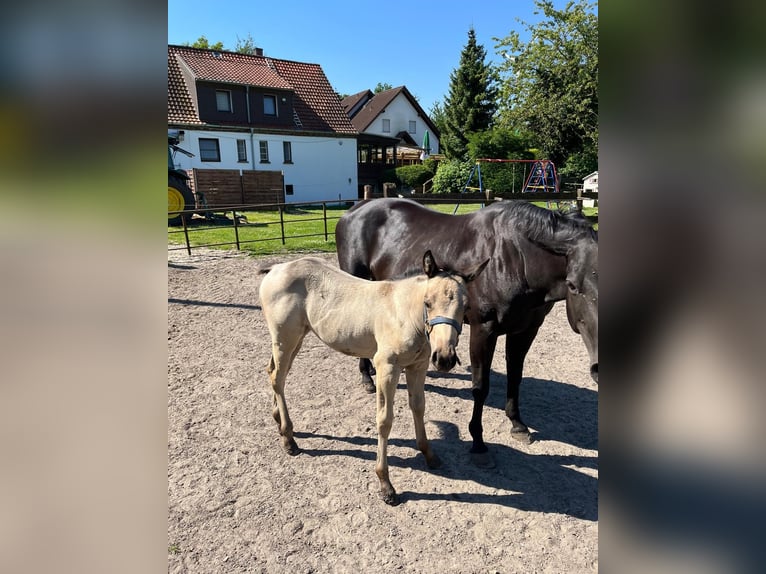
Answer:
[{"left": 255, "top": 47, "right": 264, "bottom": 57}]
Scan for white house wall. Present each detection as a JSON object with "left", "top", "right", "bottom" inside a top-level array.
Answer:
[
  {"left": 171, "top": 129, "right": 358, "bottom": 203},
  {"left": 366, "top": 94, "right": 440, "bottom": 153}
]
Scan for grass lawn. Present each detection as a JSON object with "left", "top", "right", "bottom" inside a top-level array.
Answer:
[{"left": 168, "top": 200, "right": 597, "bottom": 255}]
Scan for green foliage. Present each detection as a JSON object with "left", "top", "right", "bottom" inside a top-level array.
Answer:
[
  {"left": 234, "top": 33, "right": 259, "bottom": 55},
  {"left": 464, "top": 128, "right": 534, "bottom": 193},
  {"left": 374, "top": 82, "right": 393, "bottom": 93},
  {"left": 558, "top": 144, "right": 598, "bottom": 180},
  {"left": 382, "top": 164, "right": 435, "bottom": 190},
  {"left": 495, "top": 0, "right": 597, "bottom": 159},
  {"left": 442, "top": 28, "right": 499, "bottom": 160},
  {"left": 184, "top": 35, "right": 225, "bottom": 51},
  {"left": 432, "top": 160, "right": 474, "bottom": 194},
  {"left": 494, "top": 0, "right": 598, "bottom": 167}
]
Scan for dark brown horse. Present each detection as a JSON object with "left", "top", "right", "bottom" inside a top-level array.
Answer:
[{"left": 335, "top": 198, "right": 597, "bottom": 464}]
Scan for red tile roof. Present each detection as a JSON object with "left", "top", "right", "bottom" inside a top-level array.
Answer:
[{"left": 167, "top": 45, "right": 356, "bottom": 135}]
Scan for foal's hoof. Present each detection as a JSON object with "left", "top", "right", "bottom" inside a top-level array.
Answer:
[
  {"left": 470, "top": 451, "right": 496, "bottom": 469},
  {"left": 380, "top": 489, "right": 400, "bottom": 506},
  {"left": 282, "top": 438, "right": 301, "bottom": 456},
  {"left": 426, "top": 453, "right": 442, "bottom": 469}
]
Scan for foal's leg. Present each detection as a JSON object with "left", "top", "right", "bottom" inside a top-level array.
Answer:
[
  {"left": 468, "top": 327, "right": 498, "bottom": 466},
  {"left": 373, "top": 355, "right": 401, "bottom": 505},
  {"left": 404, "top": 363, "right": 441, "bottom": 469},
  {"left": 267, "top": 334, "right": 305, "bottom": 455}
]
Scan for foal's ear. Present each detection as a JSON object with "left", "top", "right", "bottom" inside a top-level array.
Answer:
[
  {"left": 462, "top": 258, "right": 490, "bottom": 283},
  {"left": 423, "top": 250, "right": 438, "bottom": 278}
]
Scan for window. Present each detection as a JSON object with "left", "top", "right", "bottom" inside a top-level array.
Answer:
[
  {"left": 199, "top": 138, "right": 220, "bottom": 162},
  {"left": 283, "top": 141, "right": 292, "bottom": 163},
  {"left": 259, "top": 140, "right": 270, "bottom": 163},
  {"left": 285, "top": 184, "right": 294, "bottom": 196},
  {"left": 236, "top": 139, "right": 247, "bottom": 162},
  {"left": 263, "top": 95, "right": 277, "bottom": 116},
  {"left": 382, "top": 119, "right": 390, "bottom": 133},
  {"left": 216, "top": 90, "right": 232, "bottom": 112},
  {"left": 409, "top": 121, "right": 416, "bottom": 134}
]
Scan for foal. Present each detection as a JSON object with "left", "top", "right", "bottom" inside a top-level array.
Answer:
[{"left": 259, "top": 251, "right": 488, "bottom": 505}]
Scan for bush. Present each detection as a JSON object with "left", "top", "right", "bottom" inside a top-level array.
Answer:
[
  {"left": 382, "top": 164, "right": 435, "bottom": 191},
  {"left": 432, "top": 160, "right": 473, "bottom": 194}
]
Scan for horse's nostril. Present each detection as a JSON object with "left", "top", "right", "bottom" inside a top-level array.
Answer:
[
  {"left": 590, "top": 363, "right": 598, "bottom": 383},
  {"left": 431, "top": 351, "right": 438, "bottom": 365}
]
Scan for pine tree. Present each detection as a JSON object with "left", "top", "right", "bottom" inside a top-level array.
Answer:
[{"left": 442, "top": 28, "right": 498, "bottom": 160}]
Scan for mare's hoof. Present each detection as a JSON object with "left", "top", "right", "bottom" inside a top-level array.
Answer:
[
  {"left": 380, "top": 489, "right": 400, "bottom": 506},
  {"left": 361, "top": 379, "right": 376, "bottom": 394},
  {"left": 470, "top": 451, "right": 496, "bottom": 469}
]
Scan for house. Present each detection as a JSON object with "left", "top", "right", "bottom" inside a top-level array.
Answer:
[
  {"left": 582, "top": 170, "right": 598, "bottom": 207},
  {"left": 342, "top": 86, "right": 441, "bottom": 194},
  {"left": 168, "top": 45, "right": 359, "bottom": 205}
]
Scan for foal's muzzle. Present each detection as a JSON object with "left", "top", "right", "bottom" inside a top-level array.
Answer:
[{"left": 432, "top": 347, "right": 458, "bottom": 372}]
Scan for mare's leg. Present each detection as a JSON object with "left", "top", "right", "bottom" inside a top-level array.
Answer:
[
  {"left": 358, "top": 358, "right": 375, "bottom": 394},
  {"left": 404, "top": 362, "right": 441, "bottom": 469},
  {"left": 468, "top": 326, "right": 498, "bottom": 463},
  {"left": 267, "top": 334, "right": 305, "bottom": 455},
  {"left": 373, "top": 355, "right": 401, "bottom": 505},
  {"left": 504, "top": 323, "right": 544, "bottom": 443}
]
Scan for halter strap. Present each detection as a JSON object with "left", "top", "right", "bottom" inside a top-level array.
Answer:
[{"left": 423, "top": 305, "right": 463, "bottom": 336}]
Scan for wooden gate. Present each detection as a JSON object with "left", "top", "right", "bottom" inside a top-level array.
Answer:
[{"left": 190, "top": 169, "right": 285, "bottom": 209}]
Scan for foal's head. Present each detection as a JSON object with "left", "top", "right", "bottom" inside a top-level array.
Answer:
[{"left": 422, "top": 250, "right": 489, "bottom": 372}]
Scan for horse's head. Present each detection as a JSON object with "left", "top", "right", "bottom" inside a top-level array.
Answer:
[
  {"left": 564, "top": 237, "right": 598, "bottom": 383},
  {"left": 422, "top": 250, "right": 489, "bottom": 372}
]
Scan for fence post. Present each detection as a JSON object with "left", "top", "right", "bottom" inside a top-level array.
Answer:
[
  {"left": 232, "top": 209, "right": 241, "bottom": 250},
  {"left": 181, "top": 213, "right": 191, "bottom": 256},
  {"left": 364, "top": 185, "right": 372, "bottom": 199},
  {"left": 323, "top": 202, "right": 328, "bottom": 241},
  {"left": 279, "top": 205, "right": 286, "bottom": 245},
  {"left": 576, "top": 187, "right": 584, "bottom": 213}
]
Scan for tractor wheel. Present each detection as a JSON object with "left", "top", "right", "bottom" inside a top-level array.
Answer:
[{"left": 168, "top": 175, "right": 194, "bottom": 226}]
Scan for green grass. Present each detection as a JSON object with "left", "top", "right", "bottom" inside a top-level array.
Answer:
[
  {"left": 168, "top": 201, "right": 597, "bottom": 254},
  {"left": 168, "top": 206, "right": 345, "bottom": 255}
]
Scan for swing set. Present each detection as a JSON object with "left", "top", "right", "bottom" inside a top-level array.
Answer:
[{"left": 454, "top": 158, "right": 561, "bottom": 214}]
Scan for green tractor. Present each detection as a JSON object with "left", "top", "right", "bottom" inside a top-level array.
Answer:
[{"left": 168, "top": 135, "right": 195, "bottom": 226}]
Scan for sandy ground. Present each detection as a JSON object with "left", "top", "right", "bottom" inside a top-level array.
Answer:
[{"left": 168, "top": 248, "right": 598, "bottom": 573}]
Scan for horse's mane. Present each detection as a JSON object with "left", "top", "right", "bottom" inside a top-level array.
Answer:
[{"left": 499, "top": 201, "right": 597, "bottom": 247}]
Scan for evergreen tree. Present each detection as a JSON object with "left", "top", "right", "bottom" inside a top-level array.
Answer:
[{"left": 442, "top": 28, "right": 498, "bottom": 160}]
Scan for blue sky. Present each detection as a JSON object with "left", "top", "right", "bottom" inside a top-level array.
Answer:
[{"left": 168, "top": 0, "right": 579, "bottom": 114}]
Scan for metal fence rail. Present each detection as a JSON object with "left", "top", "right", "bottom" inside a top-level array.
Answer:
[{"left": 168, "top": 193, "right": 598, "bottom": 255}]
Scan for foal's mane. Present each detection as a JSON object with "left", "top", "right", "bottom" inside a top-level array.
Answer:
[{"left": 499, "top": 200, "right": 597, "bottom": 246}]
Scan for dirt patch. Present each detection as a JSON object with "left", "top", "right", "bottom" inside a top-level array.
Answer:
[{"left": 168, "top": 248, "right": 598, "bottom": 573}]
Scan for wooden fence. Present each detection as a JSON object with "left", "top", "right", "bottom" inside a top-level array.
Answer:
[{"left": 186, "top": 168, "right": 285, "bottom": 210}]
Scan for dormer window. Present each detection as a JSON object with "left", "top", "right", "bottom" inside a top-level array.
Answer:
[
  {"left": 216, "top": 90, "right": 232, "bottom": 112},
  {"left": 263, "top": 95, "right": 277, "bottom": 116}
]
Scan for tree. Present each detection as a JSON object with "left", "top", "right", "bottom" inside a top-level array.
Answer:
[
  {"left": 184, "top": 35, "right": 224, "bottom": 51},
  {"left": 442, "top": 28, "right": 498, "bottom": 160},
  {"left": 234, "top": 33, "right": 259, "bottom": 55},
  {"left": 495, "top": 0, "right": 597, "bottom": 173},
  {"left": 374, "top": 82, "right": 393, "bottom": 94}
]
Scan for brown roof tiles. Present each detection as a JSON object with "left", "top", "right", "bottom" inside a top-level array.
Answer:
[{"left": 167, "top": 45, "right": 356, "bottom": 135}]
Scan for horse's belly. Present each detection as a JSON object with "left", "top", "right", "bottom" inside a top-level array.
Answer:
[{"left": 311, "top": 324, "right": 378, "bottom": 359}]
